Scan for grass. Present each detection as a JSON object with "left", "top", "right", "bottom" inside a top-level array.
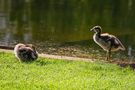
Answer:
[{"left": 0, "top": 52, "right": 135, "bottom": 90}]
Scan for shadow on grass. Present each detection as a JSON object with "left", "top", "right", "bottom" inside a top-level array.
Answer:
[
  {"left": 34, "top": 58, "right": 73, "bottom": 66},
  {"left": 112, "top": 61, "right": 135, "bottom": 70},
  {"left": 35, "top": 60, "right": 53, "bottom": 66}
]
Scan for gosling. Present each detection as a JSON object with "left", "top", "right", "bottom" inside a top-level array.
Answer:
[
  {"left": 90, "top": 26, "right": 125, "bottom": 61},
  {"left": 14, "top": 43, "right": 38, "bottom": 62}
]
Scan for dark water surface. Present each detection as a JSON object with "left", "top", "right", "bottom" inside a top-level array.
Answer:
[{"left": 0, "top": 0, "right": 135, "bottom": 59}]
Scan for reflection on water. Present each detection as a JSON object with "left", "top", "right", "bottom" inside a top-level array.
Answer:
[{"left": 0, "top": 0, "right": 135, "bottom": 59}]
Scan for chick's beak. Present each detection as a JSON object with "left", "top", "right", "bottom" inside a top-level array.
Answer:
[{"left": 90, "top": 28, "right": 94, "bottom": 31}]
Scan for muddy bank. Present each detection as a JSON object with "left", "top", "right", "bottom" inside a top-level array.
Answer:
[{"left": 0, "top": 40, "right": 135, "bottom": 69}]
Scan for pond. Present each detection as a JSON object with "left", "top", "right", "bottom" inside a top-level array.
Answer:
[{"left": 0, "top": 0, "right": 135, "bottom": 59}]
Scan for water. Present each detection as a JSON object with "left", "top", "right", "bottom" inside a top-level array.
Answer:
[{"left": 0, "top": 0, "right": 135, "bottom": 59}]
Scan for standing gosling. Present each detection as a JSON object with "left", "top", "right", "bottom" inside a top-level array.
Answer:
[
  {"left": 90, "top": 26, "right": 125, "bottom": 61},
  {"left": 14, "top": 43, "right": 38, "bottom": 62}
]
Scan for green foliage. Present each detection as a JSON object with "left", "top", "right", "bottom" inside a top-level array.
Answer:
[{"left": 0, "top": 52, "right": 135, "bottom": 90}]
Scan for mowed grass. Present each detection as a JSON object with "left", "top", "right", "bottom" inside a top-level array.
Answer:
[{"left": 0, "top": 52, "right": 135, "bottom": 90}]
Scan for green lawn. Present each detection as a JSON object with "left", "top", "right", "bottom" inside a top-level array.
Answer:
[{"left": 0, "top": 52, "right": 134, "bottom": 90}]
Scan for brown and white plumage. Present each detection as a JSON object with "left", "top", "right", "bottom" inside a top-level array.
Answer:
[
  {"left": 14, "top": 43, "right": 38, "bottom": 62},
  {"left": 90, "top": 26, "right": 125, "bottom": 61}
]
